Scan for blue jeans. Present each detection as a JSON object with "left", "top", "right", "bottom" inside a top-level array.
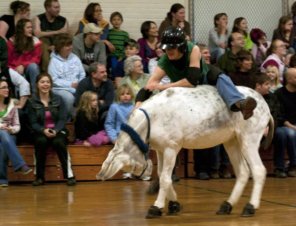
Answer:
[
  {"left": 216, "top": 74, "right": 244, "bottom": 110},
  {"left": 25, "top": 63, "right": 40, "bottom": 94},
  {"left": 0, "top": 130, "right": 25, "bottom": 184},
  {"left": 52, "top": 89, "right": 75, "bottom": 119},
  {"left": 274, "top": 126, "right": 296, "bottom": 170}
]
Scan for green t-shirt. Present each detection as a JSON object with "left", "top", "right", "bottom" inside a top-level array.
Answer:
[{"left": 157, "top": 42, "right": 209, "bottom": 84}]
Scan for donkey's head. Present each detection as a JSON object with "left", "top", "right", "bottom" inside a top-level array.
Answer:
[{"left": 96, "top": 129, "right": 153, "bottom": 181}]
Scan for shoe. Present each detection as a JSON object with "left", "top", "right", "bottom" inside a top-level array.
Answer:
[
  {"left": 220, "top": 168, "right": 232, "bottom": 179},
  {"left": 210, "top": 170, "right": 220, "bottom": 179},
  {"left": 238, "top": 97, "right": 257, "bottom": 120},
  {"left": 172, "top": 174, "right": 180, "bottom": 182},
  {"left": 0, "top": 183, "right": 8, "bottom": 187},
  {"left": 32, "top": 178, "right": 44, "bottom": 186},
  {"left": 67, "top": 177, "right": 76, "bottom": 186},
  {"left": 287, "top": 169, "right": 296, "bottom": 177},
  {"left": 141, "top": 176, "right": 151, "bottom": 181},
  {"left": 274, "top": 169, "right": 287, "bottom": 178},
  {"left": 17, "top": 165, "right": 32, "bottom": 175},
  {"left": 122, "top": 172, "right": 132, "bottom": 179},
  {"left": 196, "top": 172, "right": 210, "bottom": 180}
]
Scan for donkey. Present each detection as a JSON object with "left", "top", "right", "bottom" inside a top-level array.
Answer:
[{"left": 96, "top": 85, "right": 273, "bottom": 219}]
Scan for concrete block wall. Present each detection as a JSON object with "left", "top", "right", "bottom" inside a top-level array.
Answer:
[{"left": 0, "top": 0, "right": 188, "bottom": 40}]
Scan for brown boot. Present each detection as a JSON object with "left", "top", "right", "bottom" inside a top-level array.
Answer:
[{"left": 237, "top": 97, "right": 257, "bottom": 120}]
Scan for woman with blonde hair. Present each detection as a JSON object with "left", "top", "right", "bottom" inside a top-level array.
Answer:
[{"left": 75, "top": 91, "right": 109, "bottom": 147}]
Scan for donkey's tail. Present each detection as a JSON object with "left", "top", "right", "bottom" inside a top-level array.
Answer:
[{"left": 261, "top": 115, "right": 274, "bottom": 150}]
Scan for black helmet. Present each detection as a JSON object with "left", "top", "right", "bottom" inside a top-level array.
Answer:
[{"left": 160, "top": 26, "right": 186, "bottom": 52}]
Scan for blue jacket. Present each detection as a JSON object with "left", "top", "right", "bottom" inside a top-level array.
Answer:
[{"left": 104, "top": 102, "right": 133, "bottom": 143}]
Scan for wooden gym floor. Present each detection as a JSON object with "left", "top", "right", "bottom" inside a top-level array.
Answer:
[{"left": 0, "top": 177, "right": 295, "bottom": 226}]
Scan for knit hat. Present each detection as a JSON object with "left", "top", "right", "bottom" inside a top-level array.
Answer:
[
  {"left": 83, "top": 23, "right": 103, "bottom": 34},
  {"left": 262, "top": 59, "right": 279, "bottom": 69}
]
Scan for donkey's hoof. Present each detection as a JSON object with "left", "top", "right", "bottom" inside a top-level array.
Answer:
[
  {"left": 216, "top": 201, "right": 232, "bottom": 215},
  {"left": 146, "top": 205, "right": 162, "bottom": 219},
  {"left": 146, "top": 179, "right": 159, "bottom": 195},
  {"left": 241, "top": 203, "right": 255, "bottom": 217},
  {"left": 168, "top": 201, "right": 181, "bottom": 215}
]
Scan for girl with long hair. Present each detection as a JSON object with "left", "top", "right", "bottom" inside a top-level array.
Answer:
[
  {"left": 75, "top": 91, "right": 109, "bottom": 147},
  {"left": 7, "top": 18, "right": 41, "bottom": 93}
]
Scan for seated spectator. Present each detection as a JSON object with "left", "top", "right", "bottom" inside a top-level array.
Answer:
[
  {"left": 113, "top": 39, "right": 139, "bottom": 88},
  {"left": 0, "top": 79, "right": 32, "bottom": 187},
  {"left": 148, "top": 42, "right": 171, "bottom": 85},
  {"left": 228, "top": 49, "right": 256, "bottom": 89},
  {"left": 218, "top": 32, "right": 245, "bottom": 74},
  {"left": 104, "top": 84, "right": 149, "bottom": 180},
  {"left": 137, "top": 21, "right": 158, "bottom": 73},
  {"left": 272, "top": 15, "right": 294, "bottom": 52},
  {"left": 232, "top": 17, "right": 253, "bottom": 51},
  {"left": 120, "top": 55, "right": 150, "bottom": 100},
  {"left": 250, "top": 28, "right": 271, "bottom": 68},
  {"left": 0, "top": 1, "right": 30, "bottom": 40},
  {"left": 73, "top": 23, "right": 106, "bottom": 74},
  {"left": 33, "top": 0, "right": 69, "bottom": 72},
  {"left": 265, "top": 63, "right": 282, "bottom": 92},
  {"left": 208, "top": 13, "right": 229, "bottom": 64},
  {"left": 107, "top": 12, "right": 130, "bottom": 78},
  {"left": 0, "top": 36, "right": 30, "bottom": 109},
  {"left": 158, "top": 3, "right": 191, "bottom": 40},
  {"left": 48, "top": 33, "right": 85, "bottom": 118},
  {"left": 75, "top": 91, "right": 109, "bottom": 147},
  {"left": 76, "top": 2, "right": 110, "bottom": 41},
  {"left": 27, "top": 73, "right": 76, "bottom": 186},
  {"left": 273, "top": 68, "right": 296, "bottom": 178},
  {"left": 7, "top": 19, "right": 41, "bottom": 94},
  {"left": 261, "top": 39, "right": 287, "bottom": 83},
  {"left": 75, "top": 62, "right": 114, "bottom": 127}
]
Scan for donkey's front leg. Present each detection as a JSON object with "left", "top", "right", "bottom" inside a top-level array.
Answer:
[{"left": 146, "top": 148, "right": 179, "bottom": 218}]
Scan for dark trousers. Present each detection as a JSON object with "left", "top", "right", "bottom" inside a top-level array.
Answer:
[{"left": 34, "top": 132, "right": 73, "bottom": 180}]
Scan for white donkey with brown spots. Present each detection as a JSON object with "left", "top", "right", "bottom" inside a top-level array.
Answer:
[{"left": 96, "top": 85, "right": 273, "bottom": 219}]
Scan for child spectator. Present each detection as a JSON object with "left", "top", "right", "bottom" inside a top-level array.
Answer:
[
  {"left": 0, "top": 79, "right": 32, "bottom": 187},
  {"left": 27, "top": 73, "right": 76, "bottom": 186},
  {"left": 107, "top": 12, "right": 129, "bottom": 78},
  {"left": 104, "top": 84, "right": 134, "bottom": 179},
  {"left": 7, "top": 18, "right": 41, "bottom": 93},
  {"left": 265, "top": 64, "right": 282, "bottom": 92},
  {"left": 113, "top": 39, "right": 139, "bottom": 88},
  {"left": 232, "top": 17, "right": 253, "bottom": 51},
  {"left": 75, "top": 91, "right": 109, "bottom": 147}
]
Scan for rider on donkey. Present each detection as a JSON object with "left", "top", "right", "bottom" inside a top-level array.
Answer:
[{"left": 136, "top": 27, "right": 257, "bottom": 120}]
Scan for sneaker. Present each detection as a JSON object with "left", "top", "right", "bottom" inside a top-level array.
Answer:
[
  {"left": 17, "top": 165, "right": 32, "bottom": 175},
  {"left": 274, "top": 169, "right": 287, "bottom": 178},
  {"left": 0, "top": 183, "right": 8, "bottom": 187},
  {"left": 220, "top": 168, "right": 232, "bottom": 179},
  {"left": 238, "top": 97, "right": 257, "bottom": 120},
  {"left": 210, "top": 170, "right": 220, "bottom": 179},
  {"left": 196, "top": 172, "right": 210, "bottom": 180},
  {"left": 32, "top": 178, "right": 44, "bottom": 186},
  {"left": 141, "top": 176, "right": 151, "bottom": 181},
  {"left": 122, "top": 173, "right": 132, "bottom": 179},
  {"left": 172, "top": 174, "right": 180, "bottom": 182},
  {"left": 287, "top": 169, "right": 296, "bottom": 177},
  {"left": 67, "top": 177, "right": 76, "bottom": 186}
]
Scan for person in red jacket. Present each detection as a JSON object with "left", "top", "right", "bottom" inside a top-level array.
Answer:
[{"left": 7, "top": 18, "right": 41, "bottom": 93}]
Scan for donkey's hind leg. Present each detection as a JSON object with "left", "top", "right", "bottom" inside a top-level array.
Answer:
[{"left": 217, "top": 138, "right": 250, "bottom": 215}]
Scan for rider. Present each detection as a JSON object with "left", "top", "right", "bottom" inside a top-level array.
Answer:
[{"left": 136, "top": 27, "right": 257, "bottom": 120}]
